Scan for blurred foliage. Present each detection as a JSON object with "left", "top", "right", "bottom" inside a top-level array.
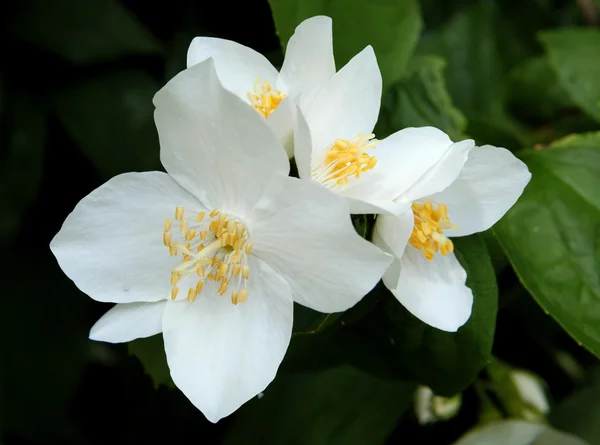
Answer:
[{"left": 1, "top": 0, "right": 599, "bottom": 444}]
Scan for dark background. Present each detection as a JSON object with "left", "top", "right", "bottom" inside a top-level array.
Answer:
[{"left": 1, "top": 0, "right": 598, "bottom": 444}]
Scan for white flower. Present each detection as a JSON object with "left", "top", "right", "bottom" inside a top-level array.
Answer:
[
  {"left": 453, "top": 420, "right": 590, "bottom": 445},
  {"left": 372, "top": 128, "right": 531, "bottom": 331},
  {"left": 292, "top": 53, "right": 463, "bottom": 216},
  {"left": 187, "top": 15, "right": 339, "bottom": 157},
  {"left": 414, "top": 386, "right": 462, "bottom": 425},
  {"left": 49, "top": 59, "right": 392, "bottom": 423},
  {"left": 511, "top": 370, "right": 549, "bottom": 418}
]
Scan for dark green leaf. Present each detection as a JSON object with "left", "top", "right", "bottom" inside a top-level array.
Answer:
[
  {"left": 268, "top": 0, "right": 422, "bottom": 88},
  {"left": 128, "top": 335, "right": 173, "bottom": 389},
  {"left": 377, "top": 55, "right": 467, "bottom": 141},
  {"left": 224, "top": 365, "right": 415, "bottom": 445},
  {"left": 418, "top": 2, "right": 531, "bottom": 148},
  {"left": 384, "top": 235, "right": 498, "bottom": 395},
  {"left": 336, "top": 236, "right": 497, "bottom": 395},
  {"left": 52, "top": 70, "right": 161, "bottom": 179},
  {"left": 539, "top": 28, "right": 600, "bottom": 123},
  {"left": 8, "top": 0, "right": 163, "bottom": 64},
  {"left": 508, "top": 56, "right": 575, "bottom": 120},
  {"left": 493, "top": 132, "right": 600, "bottom": 357},
  {"left": 550, "top": 371, "right": 600, "bottom": 444},
  {"left": 0, "top": 94, "right": 45, "bottom": 247}
]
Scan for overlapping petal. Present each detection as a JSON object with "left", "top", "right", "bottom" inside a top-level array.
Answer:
[
  {"left": 154, "top": 58, "right": 289, "bottom": 216},
  {"left": 187, "top": 37, "right": 279, "bottom": 101},
  {"left": 428, "top": 145, "right": 531, "bottom": 237},
  {"left": 50, "top": 172, "right": 200, "bottom": 304},
  {"left": 89, "top": 301, "right": 166, "bottom": 343},
  {"left": 162, "top": 258, "right": 293, "bottom": 423},
  {"left": 251, "top": 175, "right": 392, "bottom": 313}
]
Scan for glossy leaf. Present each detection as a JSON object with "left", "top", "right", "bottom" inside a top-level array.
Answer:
[
  {"left": 540, "top": 28, "right": 600, "bottom": 123},
  {"left": 268, "top": 0, "right": 422, "bottom": 88},
  {"left": 225, "top": 365, "right": 415, "bottom": 445},
  {"left": 494, "top": 133, "right": 600, "bottom": 357},
  {"left": 377, "top": 55, "right": 467, "bottom": 141}
]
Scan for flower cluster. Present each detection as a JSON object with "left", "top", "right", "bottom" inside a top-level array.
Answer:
[{"left": 50, "top": 16, "right": 531, "bottom": 422}]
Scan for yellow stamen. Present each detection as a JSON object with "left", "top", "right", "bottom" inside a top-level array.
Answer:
[
  {"left": 164, "top": 208, "right": 253, "bottom": 304},
  {"left": 313, "top": 133, "right": 379, "bottom": 189},
  {"left": 247, "top": 78, "right": 287, "bottom": 119},
  {"left": 409, "top": 201, "right": 458, "bottom": 260}
]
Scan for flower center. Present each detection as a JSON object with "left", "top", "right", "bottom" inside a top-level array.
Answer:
[
  {"left": 409, "top": 201, "right": 458, "bottom": 260},
  {"left": 311, "top": 133, "right": 379, "bottom": 190},
  {"left": 163, "top": 207, "right": 252, "bottom": 305},
  {"left": 247, "top": 79, "right": 287, "bottom": 119}
]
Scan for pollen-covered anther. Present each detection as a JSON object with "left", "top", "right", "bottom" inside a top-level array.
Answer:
[
  {"left": 247, "top": 78, "right": 287, "bottom": 119},
  {"left": 409, "top": 201, "right": 458, "bottom": 260},
  {"left": 164, "top": 207, "right": 252, "bottom": 304},
  {"left": 313, "top": 133, "right": 379, "bottom": 189}
]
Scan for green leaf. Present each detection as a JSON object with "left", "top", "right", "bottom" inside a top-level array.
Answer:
[
  {"left": 337, "top": 236, "right": 497, "bottom": 395},
  {"left": 128, "top": 335, "right": 173, "bottom": 388},
  {"left": 508, "top": 56, "right": 575, "bottom": 120},
  {"left": 418, "top": 2, "right": 530, "bottom": 148},
  {"left": 8, "top": 0, "right": 163, "bottom": 64},
  {"left": 224, "top": 365, "right": 415, "bottom": 445},
  {"left": 540, "top": 28, "right": 600, "bottom": 123},
  {"left": 0, "top": 94, "right": 45, "bottom": 247},
  {"left": 268, "top": 0, "right": 422, "bottom": 88},
  {"left": 385, "top": 235, "right": 498, "bottom": 395},
  {"left": 550, "top": 372, "right": 600, "bottom": 444},
  {"left": 376, "top": 55, "right": 467, "bottom": 141},
  {"left": 493, "top": 132, "right": 600, "bottom": 357},
  {"left": 52, "top": 70, "right": 161, "bottom": 179}
]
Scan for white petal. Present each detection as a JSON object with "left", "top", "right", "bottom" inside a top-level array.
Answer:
[
  {"left": 368, "top": 127, "right": 454, "bottom": 200},
  {"left": 186, "top": 37, "right": 279, "bottom": 102},
  {"left": 400, "top": 139, "right": 475, "bottom": 203},
  {"left": 453, "top": 421, "right": 590, "bottom": 445},
  {"left": 428, "top": 145, "right": 531, "bottom": 237},
  {"left": 89, "top": 301, "right": 166, "bottom": 343},
  {"left": 389, "top": 247, "right": 473, "bottom": 332},
  {"left": 373, "top": 209, "right": 415, "bottom": 266},
  {"left": 305, "top": 46, "right": 382, "bottom": 162},
  {"left": 345, "top": 196, "right": 406, "bottom": 216},
  {"left": 266, "top": 96, "right": 295, "bottom": 158},
  {"left": 293, "top": 104, "right": 312, "bottom": 180},
  {"left": 162, "top": 258, "right": 293, "bottom": 423},
  {"left": 50, "top": 172, "right": 200, "bottom": 303},
  {"left": 154, "top": 59, "right": 289, "bottom": 216},
  {"left": 279, "top": 16, "right": 335, "bottom": 108},
  {"left": 251, "top": 175, "right": 392, "bottom": 313}
]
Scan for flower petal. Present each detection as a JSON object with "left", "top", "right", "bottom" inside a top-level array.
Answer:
[
  {"left": 154, "top": 59, "right": 289, "bottom": 215},
  {"left": 428, "top": 145, "right": 531, "bottom": 237},
  {"left": 279, "top": 16, "right": 335, "bottom": 109},
  {"left": 373, "top": 209, "right": 414, "bottom": 267},
  {"left": 89, "top": 301, "right": 166, "bottom": 343},
  {"left": 251, "top": 175, "right": 392, "bottom": 313},
  {"left": 50, "top": 172, "right": 200, "bottom": 303},
  {"left": 293, "top": 104, "right": 313, "bottom": 180},
  {"left": 162, "top": 258, "right": 293, "bottom": 423},
  {"left": 372, "top": 209, "right": 414, "bottom": 288},
  {"left": 388, "top": 247, "right": 473, "bottom": 332},
  {"left": 266, "top": 96, "right": 296, "bottom": 158},
  {"left": 305, "top": 46, "right": 382, "bottom": 162},
  {"left": 400, "top": 139, "right": 475, "bottom": 203},
  {"left": 365, "top": 127, "right": 454, "bottom": 199},
  {"left": 186, "top": 37, "right": 279, "bottom": 101}
]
